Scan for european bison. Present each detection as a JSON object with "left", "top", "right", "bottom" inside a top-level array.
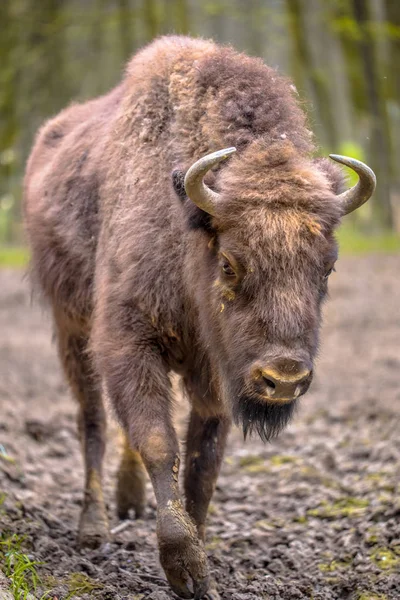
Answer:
[{"left": 23, "top": 36, "right": 376, "bottom": 598}]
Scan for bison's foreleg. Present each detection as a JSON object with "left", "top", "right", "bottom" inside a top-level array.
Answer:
[
  {"left": 140, "top": 426, "right": 209, "bottom": 599},
  {"left": 120, "top": 394, "right": 210, "bottom": 599},
  {"left": 92, "top": 307, "right": 210, "bottom": 599},
  {"left": 184, "top": 411, "right": 231, "bottom": 543},
  {"left": 56, "top": 324, "right": 109, "bottom": 549}
]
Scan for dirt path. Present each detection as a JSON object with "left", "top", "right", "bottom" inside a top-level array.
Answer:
[{"left": 1, "top": 256, "right": 399, "bottom": 600}]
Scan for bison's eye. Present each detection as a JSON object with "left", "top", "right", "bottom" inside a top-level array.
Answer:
[
  {"left": 219, "top": 251, "right": 240, "bottom": 281},
  {"left": 324, "top": 266, "right": 335, "bottom": 280},
  {"left": 222, "top": 260, "right": 236, "bottom": 277}
]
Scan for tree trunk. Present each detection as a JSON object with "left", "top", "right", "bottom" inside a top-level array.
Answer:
[
  {"left": 118, "top": 0, "right": 133, "bottom": 62},
  {"left": 0, "top": 2, "right": 20, "bottom": 242},
  {"left": 353, "top": 0, "right": 393, "bottom": 228},
  {"left": 286, "top": 0, "right": 338, "bottom": 149}
]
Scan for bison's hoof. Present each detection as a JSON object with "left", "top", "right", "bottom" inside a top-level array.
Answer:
[
  {"left": 158, "top": 508, "right": 210, "bottom": 598},
  {"left": 78, "top": 503, "right": 109, "bottom": 549}
]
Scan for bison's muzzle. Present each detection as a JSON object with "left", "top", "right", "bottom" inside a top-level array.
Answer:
[{"left": 251, "top": 357, "right": 313, "bottom": 403}]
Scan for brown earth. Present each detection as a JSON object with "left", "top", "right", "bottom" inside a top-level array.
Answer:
[{"left": 0, "top": 255, "right": 399, "bottom": 600}]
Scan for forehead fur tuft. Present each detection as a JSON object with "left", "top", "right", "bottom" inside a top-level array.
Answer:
[{"left": 217, "top": 139, "right": 343, "bottom": 232}]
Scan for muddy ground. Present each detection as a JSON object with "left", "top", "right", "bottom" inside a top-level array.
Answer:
[{"left": 0, "top": 255, "right": 399, "bottom": 600}]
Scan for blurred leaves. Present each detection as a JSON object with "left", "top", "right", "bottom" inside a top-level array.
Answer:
[
  {"left": 0, "top": 0, "right": 399, "bottom": 244},
  {"left": 338, "top": 141, "right": 365, "bottom": 187},
  {"left": 332, "top": 17, "right": 400, "bottom": 40}
]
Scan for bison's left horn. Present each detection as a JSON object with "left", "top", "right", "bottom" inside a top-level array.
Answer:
[
  {"left": 329, "top": 154, "right": 376, "bottom": 216},
  {"left": 184, "top": 147, "right": 237, "bottom": 216}
]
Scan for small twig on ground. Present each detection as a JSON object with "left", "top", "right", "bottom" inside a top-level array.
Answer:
[{"left": 110, "top": 520, "right": 133, "bottom": 535}]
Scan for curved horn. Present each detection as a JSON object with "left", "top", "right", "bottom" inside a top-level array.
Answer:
[
  {"left": 329, "top": 154, "right": 376, "bottom": 216},
  {"left": 184, "top": 147, "right": 237, "bottom": 216}
]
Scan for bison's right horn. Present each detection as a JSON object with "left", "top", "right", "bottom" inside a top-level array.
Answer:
[
  {"left": 329, "top": 154, "right": 376, "bottom": 215},
  {"left": 184, "top": 147, "right": 237, "bottom": 216}
]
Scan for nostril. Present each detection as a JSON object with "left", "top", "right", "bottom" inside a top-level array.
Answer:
[{"left": 263, "top": 377, "right": 276, "bottom": 389}]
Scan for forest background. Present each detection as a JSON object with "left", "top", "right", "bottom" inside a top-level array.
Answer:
[{"left": 1, "top": 0, "right": 399, "bottom": 261}]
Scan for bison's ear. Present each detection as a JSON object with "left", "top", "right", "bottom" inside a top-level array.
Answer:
[
  {"left": 172, "top": 169, "right": 187, "bottom": 200},
  {"left": 172, "top": 169, "right": 215, "bottom": 233},
  {"left": 314, "top": 157, "right": 347, "bottom": 195}
]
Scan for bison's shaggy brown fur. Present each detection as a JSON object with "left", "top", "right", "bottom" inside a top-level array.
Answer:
[{"left": 24, "top": 36, "right": 350, "bottom": 598}]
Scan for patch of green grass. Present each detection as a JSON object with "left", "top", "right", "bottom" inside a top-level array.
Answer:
[
  {"left": 0, "top": 247, "right": 29, "bottom": 268},
  {"left": 357, "top": 594, "right": 387, "bottom": 600},
  {"left": 365, "top": 533, "right": 379, "bottom": 546},
  {"left": 270, "top": 454, "right": 298, "bottom": 466},
  {"left": 0, "top": 534, "right": 50, "bottom": 599},
  {"left": 337, "top": 224, "right": 400, "bottom": 255},
  {"left": 254, "top": 518, "right": 286, "bottom": 530},
  {"left": 318, "top": 558, "right": 353, "bottom": 572},
  {"left": 307, "top": 496, "right": 369, "bottom": 519},
  {"left": 370, "top": 547, "right": 400, "bottom": 571},
  {"left": 45, "top": 572, "right": 104, "bottom": 599},
  {"left": 238, "top": 455, "right": 264, "bottom": 468},
  {"left": 293, "top": 515, "right": 308, "bottom": 524},
  {"left": 238, "top": 453, "right": 298, "bottom": 474},
  {"left": 238, "top": 454, "right": 270, "bottom": 473},
  {"left": 66, "top": 572, "right": 104, "bottom": 596},
  {"left": 0, "top": 493, "right": 6, "bottom": 519}
]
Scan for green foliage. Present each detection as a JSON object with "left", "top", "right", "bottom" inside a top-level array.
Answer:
[
  {"left": 318, "top": 558, "right": 353, "bottom": 572},
  {"left": 0, "top": 0, "right": 399, "bottom": 242},
  {"left": 270, "top": 454, "right": 298, "bottom": 466},
  {"left": 337, "top": 224, "right": 400, "bottom": 255},
  {"left": 357, "top": 594, "right": 387, "bottom": 600},
  {"left": 331, "top": 15, "right": 363, "bottom": 41},
  {"left": 44, "top": 571, "right": 104, "bottom": 599},
  {"left": 369, "top": 547, "right": 400, "bottom": 571},
  {"left": 0, "top": 534, "right": 50, "bottom": 600},
  {"left": 66, "top": 572, "right": 104, "bottom": 596},
  {"left": 337, "top": 141, "right": 365, "bottom": 187},
  {"left": 0, "top": 247, "right": 29, "bottom": 268},
  {"left": 307, "top": 497, "right": 369, "bottom": 519}
]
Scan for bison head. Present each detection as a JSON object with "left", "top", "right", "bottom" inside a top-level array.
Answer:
[{"left": 178, "top": 142, "right": 376, "bottom": 441}]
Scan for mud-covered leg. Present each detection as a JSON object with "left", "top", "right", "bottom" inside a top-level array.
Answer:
[
  {"left": 57, "top": 327, "right": 109, "bottom": 548},
  {"left": 116, "top": 432, "right": 147, "bottom": 519},
  {"left": 184, "top": 410, "right": 231, "bottom": 600},
  {"left": 92, "top": 306, "right": 210, "bottom": 598},
  {"left": 138, "top": 426, "right": 209, "bottom": 599}
]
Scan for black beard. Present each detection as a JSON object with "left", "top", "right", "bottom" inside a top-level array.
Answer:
[{"left": 233, "top": 394, "right": 297, "bottom": 443}]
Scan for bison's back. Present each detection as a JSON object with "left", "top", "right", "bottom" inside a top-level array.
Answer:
[
  {"left": 24, "top": 85, "right": 124, "bottom": 325},
  {"left": 23, "top": 34, "right": 314, "bottom": 329}
]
